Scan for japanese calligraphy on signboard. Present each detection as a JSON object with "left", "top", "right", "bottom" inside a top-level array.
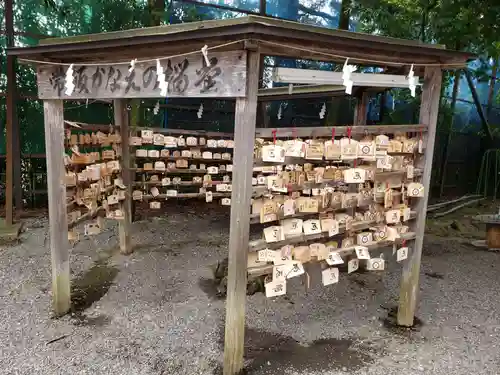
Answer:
[{"left": 36, "top": 51, "right": 247, "bottom": 99}]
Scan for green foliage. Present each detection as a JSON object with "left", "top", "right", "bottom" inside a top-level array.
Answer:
[
  {"left": 354, "top": 0, "right": 499, "bottom": 53},
  {"left": 352, "top": 0, "right": 499, "bottom": 128},
  {"left": 0, "top": 0, "right": 211, "bottom": 154},
  {"left": 1, "top": 0, "right": 500, "bottom": 156}
]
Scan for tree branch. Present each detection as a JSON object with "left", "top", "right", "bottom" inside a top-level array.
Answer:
[{"left": 298, "top": 4, "right": 337, "bottom": 21}]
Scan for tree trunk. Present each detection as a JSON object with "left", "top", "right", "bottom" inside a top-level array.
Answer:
[
  {"left": 379, "top": 91, "right": 387, "bottom": 123},
  {"left": 486, "top": 58, "right": 498, "bottom": 122},
  {"left": 420, "top": 1, "right": 438, "bottom": 43},
  {"left": 338, "top": 0, "right": 351, "bottom": 30},
  {"left": 327, "top": 0, "right": 351, "bottom": 127},
  {"left": 272, "top": 0, "right": 299, "bottom": 126},
  {"left": 420, "top": 10, "right": 427, "bottom": 42},
  {"left": 128, "top": 0, "right": 165, "bottom": 221},
  {"left": 148, "top": 0, "right": 165, "bottom": 26},
  {"left": 439, "top": 70, "right": 461, "bottom": 197},
  {"left": 130, "top": 0, "right": 165, "bottom": 126}
]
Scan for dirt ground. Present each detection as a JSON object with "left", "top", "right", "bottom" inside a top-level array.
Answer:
[
  {"left": 1, "top": 201, "right": 500, "bottom": 375},
  {"left": 425, "top": 199, "right": 494, "bottom": 240}
]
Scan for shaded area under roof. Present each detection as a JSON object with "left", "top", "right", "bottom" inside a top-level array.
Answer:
[{"left": 8, "top": 16, "right": 474, "bottom": 67}]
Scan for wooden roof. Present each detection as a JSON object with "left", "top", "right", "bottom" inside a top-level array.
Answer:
[{"left": 8, "top": 16, "right": 474, "bottom": 67}]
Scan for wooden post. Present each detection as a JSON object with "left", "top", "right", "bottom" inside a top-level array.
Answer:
[
  {"left": 398, "top": 67, "right": 442, "bottom": 326},
  {"left": 43, "top": 100, "right": 71, "bottom": 316},
  {"left": 223, "top": 50, "right": 260, "bottom": 375},
  {"left": 5, "top": 54, "right": 15, "bottom": 226},
  {"left": 114, "top": 99, "right": 133, "bottom": 254},
  {"left": 5, "top": 0, "right": 17, "bottom": 225},
  {"left": 349, "top": 91, "right": 369, "bottom": 214},
  {"left": 353, "top": 91, "right": 369, "bottom": 125}
]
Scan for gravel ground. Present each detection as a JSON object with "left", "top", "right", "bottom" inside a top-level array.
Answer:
[{"left": 1, "top": 206, "right": 500, "bottom": 375}]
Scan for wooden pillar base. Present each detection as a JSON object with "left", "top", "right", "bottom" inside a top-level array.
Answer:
[{"left": 486, "top": 224, "right": 500, "bottom": 250}]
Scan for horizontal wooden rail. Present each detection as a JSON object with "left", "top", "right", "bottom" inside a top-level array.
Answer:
[
  {"left": 250, "top": 205, "right": 342, "bottom": 225},
  {"left": 134, "top": 180, "right": 227, "bottom": 187},
  {"left": 249, "top": 211, "right": 416, "bottom": 252},
  {"left": 67, "top": 206, "right": 105, "bottom": 230},
  {"left": 135, "top": 156, "right": 232, "bottom": 163},
  {"left": 63, "top": 120, "right": 235, "bottom": 138},
  {"left": 248, "top": 231, "right": 416, "bottom": 277},
  {"left": 0, "top": 153, "right": 47, "bottom": 158},
  {"left": 255, "top": 125, "right": 427, "bottom": 138},
  {"left": 140, "top": 192, "right": 231, "bottom": 200},
  {"left": 132, "top": 168, "right": 211, "bottom": 174}
]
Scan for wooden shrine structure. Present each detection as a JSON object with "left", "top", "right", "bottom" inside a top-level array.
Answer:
[{"left": 8, "top": 16, "right": 473, "bottom": 375}]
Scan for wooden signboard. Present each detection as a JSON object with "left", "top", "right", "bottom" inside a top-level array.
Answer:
[{"left": 37, "top": 51, "right": 247, "bottom": 99}]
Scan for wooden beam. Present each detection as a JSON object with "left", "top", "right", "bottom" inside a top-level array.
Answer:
[
  {"left": 0, "top": 29, "right": 50, "bottom": 39},
  {"left": 146, "top": 102, "right": 235, "bottom": 113},
  {"left": 250, "top": 214, "right": 416, "bottom": 250},
  {"left": 37, "top": 51, "right": 247, "bottom": 100},
  {"left": 432, "top": 197, "right": 485, "bottom": 218},
  {"left": 257, "top": 40, "right": 464, "bottom": 67},
  {"left": 140, "top": 192, "right": 231, "bottom": 200},
  {"left": 398, "top": 67, "right": 442, "bottom": 326},
  {"left": 249, "top": 231, "right": 417, "bottom": 277},
  {"left": 426, "top": 194, "right": 482, "bottom": 212},
  {"left": 273, "top": 67, "right": 420, "bottom": 88},
  {"left": 10, "top": 17, "right": 472, "bottom": 67},
  {"left": 67, "top": 206, "right": 106, "bottom": 229},
  {"left": 44, "top": 99, "right": 71, "bottom": 316},
  {"left": 464, "top": 69, "right": 493, "bottom": 141},
  {"left": 114, "top": 99, "right": 133, "bottom": 254},
  {"left": 0, "top": 153, "right": 47, "bottom": 158},
  {"left": 258, "top": 84, "right": 347, "bottom": 101},
  {"left": 223, "top": 51, "right": 260, "bottom": 375},
  {"left": 62, "top": 121, "right": 235, "bottom": 138},
  {"left": 0, "top": 92, "right": 39, "bottom": 99}
]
